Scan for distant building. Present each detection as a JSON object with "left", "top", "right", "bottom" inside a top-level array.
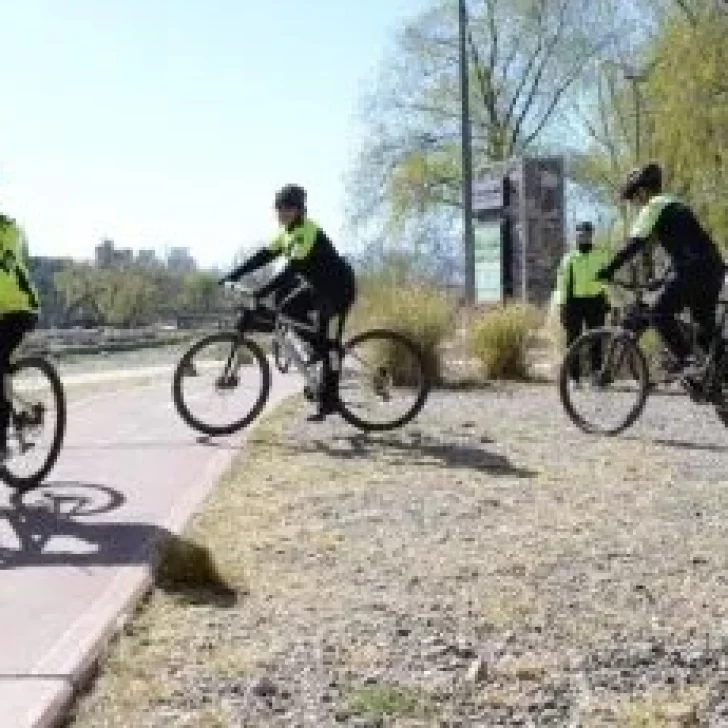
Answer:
[
  {"left": 95, "top": 239, "right": 116, "bottom": 268},
  {"left": 95, "top": 239, "right": 133, "bottom": 269},
  {"left": 166, "top": 247, "right": 197, "bottom": 274},
  {"left": 136, "top": 249, "right": 161, "bottom": 269}
]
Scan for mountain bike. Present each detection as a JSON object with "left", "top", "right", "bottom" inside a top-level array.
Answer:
[
  {"left": 559, "top": 275, "right": 728, "bottom": 435},
  {"left": 172, "top": 276, "right": 431, "bottom": 435},
  {"left": 1, "top": 349, "right": 66, "bottom": 491}
]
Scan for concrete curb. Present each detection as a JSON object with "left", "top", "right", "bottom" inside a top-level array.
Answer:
[{"left": 16, "top": 383, "right": 297, "bottom": 728}]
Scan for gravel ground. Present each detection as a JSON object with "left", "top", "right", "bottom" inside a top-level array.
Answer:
[{"left": 68, "top": 385, "right": 728, "bottom": 727}]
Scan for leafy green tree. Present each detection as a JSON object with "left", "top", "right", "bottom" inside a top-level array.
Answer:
[{"left": 347, "top": 0, "right": 624, "bottom": 253}]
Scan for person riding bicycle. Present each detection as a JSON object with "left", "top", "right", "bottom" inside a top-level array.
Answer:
[
  {"left": 0, "top": 213, "right": 40, "bottom": 459},
  {"left": 219, "top": 184, "right": 356, "bottom": 422},
  {"left": 596, "top": 162, "right": 725, "bottom": 377}
]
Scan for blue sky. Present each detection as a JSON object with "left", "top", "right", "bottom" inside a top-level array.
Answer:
[{"left": 0, "top": 0, "right": 430, "bottom": 269}]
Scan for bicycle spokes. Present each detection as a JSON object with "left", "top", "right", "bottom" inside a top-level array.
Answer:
[
  {"left": 560, "top": 330, "right": 650, "bottom": 435},
  {"left": 2, "top": 358, "right": 65, "bottom": 489},
  {"left": 337, "top": 331, "right": 429, "bottom": 431},
  {"left": 173, "top": 334, "right": 271, "bottom": 436}
]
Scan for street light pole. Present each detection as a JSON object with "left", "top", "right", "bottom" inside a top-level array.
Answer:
[
  {"left": 623, "top": 68, "right": 650, "bottom": 278},
  {"left": 459, "top": 0, "right": 476, "bottom": 304},
  {"left": 623, "top": 70, "right": 647, "bottom": 163}
]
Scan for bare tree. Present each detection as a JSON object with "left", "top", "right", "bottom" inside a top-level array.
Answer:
[{"left": 346, "top": 0, "right": 624, "bottom": 256}]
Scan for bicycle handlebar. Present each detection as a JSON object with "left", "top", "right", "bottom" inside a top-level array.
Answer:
[
  {"left": 606, "top": 276, "right": 666, "bottom": 294},
  {"left": 223, "top": 273, "right": 313, "bottom": 314}
]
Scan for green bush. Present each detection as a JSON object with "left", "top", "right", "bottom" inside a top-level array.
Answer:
[
  {"left": 348, "top": 277, "right": 456, "bottom": 384},
  {"left": 468, "top": 304, "right": 543, "bottom": 380}
]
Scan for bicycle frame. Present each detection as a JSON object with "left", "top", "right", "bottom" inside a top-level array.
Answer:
[
  {"left": 608, "top": 278, "right": 728, "bottom": 397},
  {"left": 231, "top": 276, "right": 328, "bottom": 394}
]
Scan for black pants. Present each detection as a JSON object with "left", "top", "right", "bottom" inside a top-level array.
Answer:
[
  {"left": 653, "top": 270, "right": 723, "bottom": 361},
  {"left": 565, "top": 296, "right": 608, "bottom": 381},
  {"left": 275, "top": 273, "right": 356, "bottom": 406},
  {"left": 0, "top": 312, "right": 37, "bottom": 444}
]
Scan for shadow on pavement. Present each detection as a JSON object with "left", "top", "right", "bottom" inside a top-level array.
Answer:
[
  {"left": 60, "top": 435, "right": 237, "bottom": 452},
  {"left": 283, "top": 431, "right": 536, "bottom": 478},
  {"left": 630, "top": 436, "right": 728, "bottom": 454},
  {"left": 0, "top": 481, "right": 239, "bottom": 606}
]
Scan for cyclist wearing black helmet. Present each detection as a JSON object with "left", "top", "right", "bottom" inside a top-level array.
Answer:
[
  {"left": 220, "top": 184, "right": 356, "bottom": 421},
  {"left": 597, "top": 162, "right": 724, "bottom": 374}
]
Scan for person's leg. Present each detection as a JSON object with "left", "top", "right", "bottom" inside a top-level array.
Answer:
[
  {"left": 565, "top": 300, "right": 585, "bottom": 382},
  {"left": 307, "top": 277, "right": 355, "bottom": 422},
  {"left": 652, "top": 277, "right": 691, "bottom": 369},
  {"left": 584, "top": 295, "right": 608, "bottom": 371},
  {"left": 0, "top": 313, "right": 34, "bottom": 454},
  {"left": 305, "top": 297, "right": 338, "bottom": 421},
  {"left": 687, "top": 272, "right": 722, "bottom": 356}
]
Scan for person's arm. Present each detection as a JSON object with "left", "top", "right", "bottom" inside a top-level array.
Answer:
[
  {"left": 554, "top": 253, "right": 570, "bottom": 307},
  {"left": 599, "top": 237, "right": 646, "bottom": 279},
  {"left": 12, "top": 225, "right": 40, "bottom": 310},
  {"left": 221, "top": 247, "right": 280, "bottom": 283},
  {"left": 256, "top": 225, "right": 321, "bottom": 298},
  {"left": 600, "top": 200, "right": 664, "bottom": 279}
]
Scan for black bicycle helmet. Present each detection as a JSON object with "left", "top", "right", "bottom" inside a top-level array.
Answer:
[
  {"left": 274, "top": 184, "right": 307, "bottom": 210},
  {"left": 575, "top": 220, "right": 594, "bottom": 234},
  {"left": 620, "top": 163, "right": 662, "bottom": 201}
]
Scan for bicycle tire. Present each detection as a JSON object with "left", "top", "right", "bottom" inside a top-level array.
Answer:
[
  {"left": 172, "top": 332, "right": 271, "bottom": 436},
  {"left": 711, "top": 349, "right": 728, "bottom": 427},
  {"left": 0, "top": 356, "right": 67, "bottom": 492},
  {"left": 336, "top": 328, "right": 431, "bottom": 432},
  {"left": 558, "top": 327, "right": 650, "bottom": 436}
]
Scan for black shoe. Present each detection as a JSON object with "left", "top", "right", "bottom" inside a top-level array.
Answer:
[{"left": 306, "top": 401, "right": 337, "bottom": 423}]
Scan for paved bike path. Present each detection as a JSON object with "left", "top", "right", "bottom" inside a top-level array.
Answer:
[{"left": 0, "top": 369, "right": 299, "bottom": 728}]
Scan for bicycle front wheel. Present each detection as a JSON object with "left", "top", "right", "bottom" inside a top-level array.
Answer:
[
  {"left": 0, "top": 356, "right": 66, "bottom": 492},
  {"left": 172, "top": 332, "right": 271, "bottom": 436},
  {"left": 336, "top": 329, "right": 430, "bottom": 432},
  {"left": 559, "top": 328, "right": 649, "bottom": 435}
]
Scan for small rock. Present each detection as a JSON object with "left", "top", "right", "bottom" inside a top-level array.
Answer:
[
  {"left": 251, "top": 676, "right": 277, "bottom": 698},
  {"left": 466, "top": 657, "right": 487, "bottom": 683},
  {"left": 396, "top": 626, "right": 412, "bottom": 637},
  {"left": 453, "top": 639, "right": 477, "bottom": 659}
]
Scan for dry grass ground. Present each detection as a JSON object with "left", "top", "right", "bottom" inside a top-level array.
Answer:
[{"left": 66, "top": 386, "right": 728, "bottom": 726}]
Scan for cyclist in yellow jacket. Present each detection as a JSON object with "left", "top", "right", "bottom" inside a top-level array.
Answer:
[
  {"left": 555, "top": 221, "right": 610, "bottom": 383},
  {"left": 219, "top": 185, "right": 356, "bottom": 422},
  {"left": 0, "top": 213, "right": 40, "bottom": 459}
]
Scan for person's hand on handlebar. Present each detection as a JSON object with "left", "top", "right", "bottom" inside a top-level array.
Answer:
[{"left": 595, "top": 267, "right": 612, "bottom": 283}]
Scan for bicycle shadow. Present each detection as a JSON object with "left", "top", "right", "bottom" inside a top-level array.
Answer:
[
  {"left": 624, "top": 435, "right": 728, "bottom": 454},
  {"left": 283, "top": 430, "right": 536, "bottom": 479},
  {"left": 0, "top": 481, "right": 238, "bottom": 606}
]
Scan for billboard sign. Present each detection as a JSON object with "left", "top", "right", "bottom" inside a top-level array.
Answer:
[{"left": 474, "top": 220, "right": 503, "bottom": 303}]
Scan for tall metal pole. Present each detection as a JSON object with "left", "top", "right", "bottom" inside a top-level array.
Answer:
[
  {"left": 625, "top": 70, "right": 650, "bottom": 278},
  {"left": 459, "top": 0, "right": 475, "bottom": 304}
]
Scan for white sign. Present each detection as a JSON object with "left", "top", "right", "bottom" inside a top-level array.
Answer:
[{"left": 472, "top": 177, "right": 503, "bottom": 213}]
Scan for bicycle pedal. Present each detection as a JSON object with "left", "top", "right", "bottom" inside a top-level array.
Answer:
[
  {"left": 303, "top": 386, "right": 318, "bottom": 402},
  {"left": 682, "top": 377, "right": 709, "bottom": 403}
]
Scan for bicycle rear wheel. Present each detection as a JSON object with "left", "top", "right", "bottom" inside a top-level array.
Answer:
[
  {"left": 559, "top": 328, "right": 649, "bottom": 435},
  {"left": 336, "top": 329, "right": 430, "bottom": 432},
  {"left": 1, "top": 356, "right": 66, "bottom": 492},
  {"left": 172, "top": 332, "right": 271, "bottom": 436}
]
